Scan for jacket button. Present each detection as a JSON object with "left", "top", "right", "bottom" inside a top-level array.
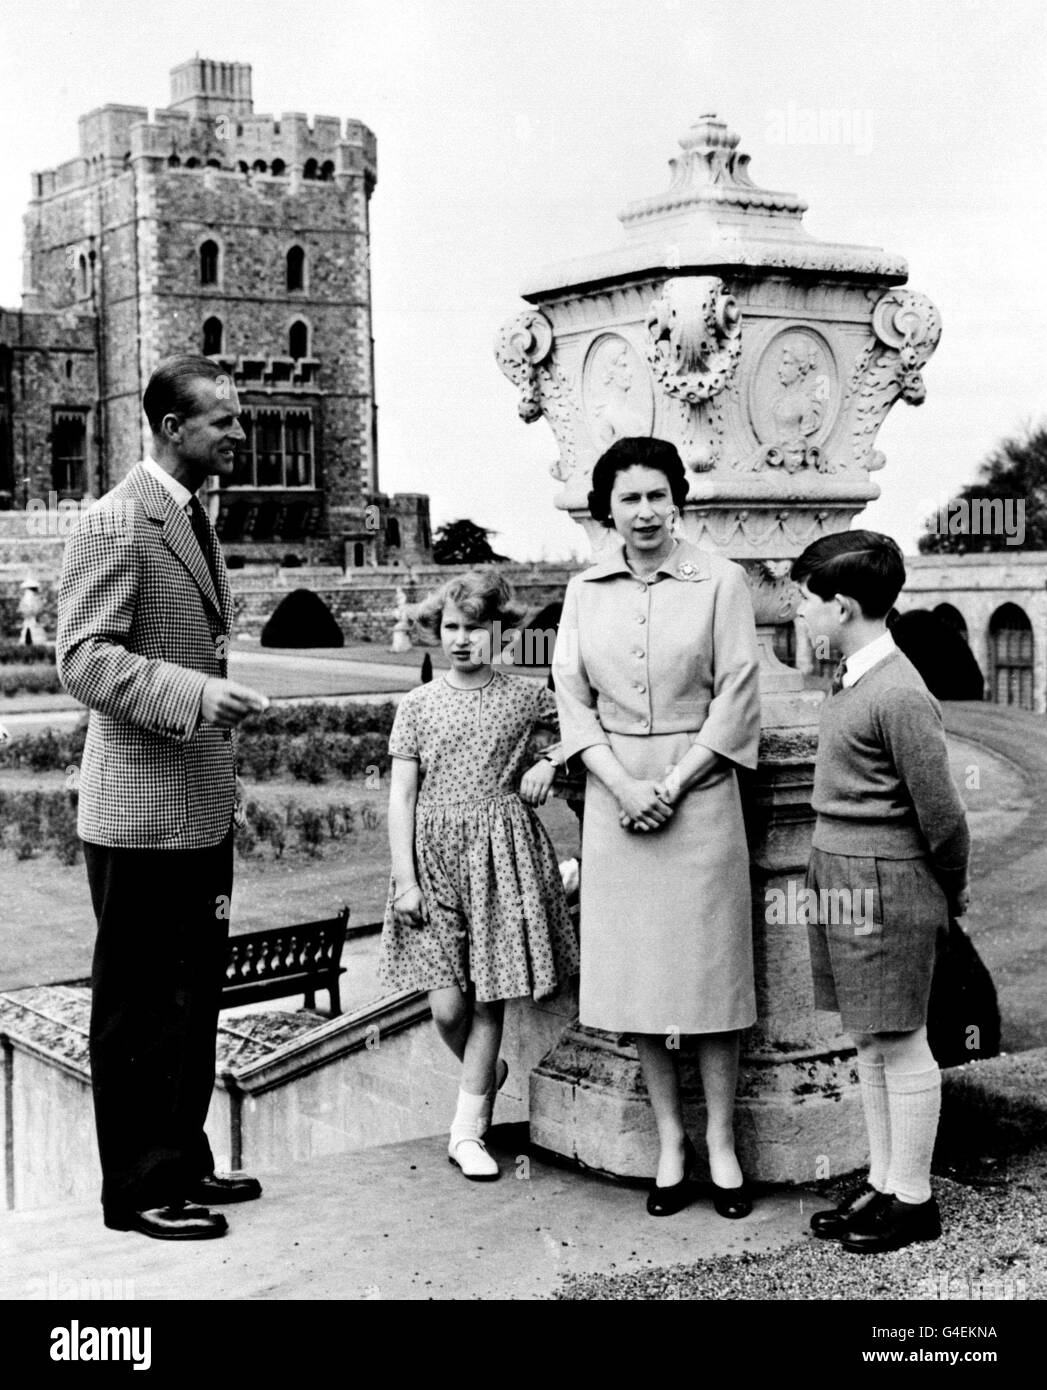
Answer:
[{"left": 637, "top": 615, "right": 646, "bottom": 625}]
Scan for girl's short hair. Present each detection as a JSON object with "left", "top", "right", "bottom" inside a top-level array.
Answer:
[
  {"left": 587, "top": 437, "right": 689, "bottom": 526},
  {"left": 413, "top": 568, "right": 526, "bottom": 640}
]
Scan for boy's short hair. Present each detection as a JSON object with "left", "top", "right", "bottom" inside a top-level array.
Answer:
[
  {"left": 790, "top": 530, "right": 906, "bottom": 619},
  {"left": 413, "top": 567, "right": 525, "bottom": 640}
]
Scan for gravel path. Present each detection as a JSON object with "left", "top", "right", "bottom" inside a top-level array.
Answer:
[{"left": 554, "top": 1146, "right": 1046, "bottom": 1300}]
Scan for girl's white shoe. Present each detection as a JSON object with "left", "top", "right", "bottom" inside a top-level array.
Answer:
[{"left": 448, "top": 1134, "right": 500, "bottom": 1181}]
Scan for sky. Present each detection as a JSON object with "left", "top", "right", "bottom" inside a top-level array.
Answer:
[{"left": 1, "top": 0, "right": 1045, "bottom": 561}]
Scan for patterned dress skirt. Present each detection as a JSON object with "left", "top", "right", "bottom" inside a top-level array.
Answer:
[{"left": 379, "top": 791, "right": 579, "bottom": 1003}]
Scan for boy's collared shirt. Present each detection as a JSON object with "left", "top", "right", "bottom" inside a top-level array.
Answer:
[{"left": 841, "top": 630, "right": 896, "bottom": 688}]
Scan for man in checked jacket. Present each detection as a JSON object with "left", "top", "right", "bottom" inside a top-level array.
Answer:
[{"left": 57, "top": 355, "right": 268, "bottom": 1240}]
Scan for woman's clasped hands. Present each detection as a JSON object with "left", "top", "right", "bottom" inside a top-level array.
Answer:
[{"left": 617, "top": 773, "right": 677, "bottom": 834}]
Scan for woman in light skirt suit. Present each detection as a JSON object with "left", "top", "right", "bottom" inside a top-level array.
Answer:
[{"left": 552, "top": 437, "right": 761, "bottom": 1218}]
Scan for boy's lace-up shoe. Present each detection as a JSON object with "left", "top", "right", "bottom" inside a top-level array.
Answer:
[
  {"left": 841, "top": 1195, "right": 942, "bottom": 1253},
  {"left": 810, "top": 1179, "right": 889, "bottom": 1240}
]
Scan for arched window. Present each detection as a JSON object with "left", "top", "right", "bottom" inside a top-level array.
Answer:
[
  {"left": 203, "top": 316, "right": 223, "bottom": 355},
  {"left": 286, "top": 245, "right": 305, "bottom": 292},
  {"left": 990, "top": 603, "right": 1033, "bottom": 709},
  {"left": 77, "top": 253, "right": 89, "bottom": 299},
  {"left": 288, "top": 320, "right": 309, "bottom": 359},
  {"left": 353, "top": 542, "right": 365, "bottom": 568},
  {"left": 303, "top": 158, "right": 318, "bottom": 180},
  {"left": 185, "top": 157, "right": 200, "bottom": 169},
  {"left": 237, "top": 160, "right": 249, "bottom": 174},
  {"left": 271, "top": 159, "right": 286, "bottom": 177},
  {"left": 199, "top": 239, "right": 219, "bottom": 286},
  {"left": 167, "top": 153, "right": 181, "bottom": 167},
  {"left": 385, "top": 517, "right": 401, "bottom": 549},
  {"left": 934, "top": 603, "right": 968, "bottom": 641},
  {"left": 320, "top": 160, "right": 335, "bottom": 181},
  {"left": 252, "top": 159, "right": 268, "bottom": 175}
]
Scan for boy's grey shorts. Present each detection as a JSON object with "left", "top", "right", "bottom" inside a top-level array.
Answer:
[{"left": 805, "top": 848, "right": 948, "bottom": 1034}]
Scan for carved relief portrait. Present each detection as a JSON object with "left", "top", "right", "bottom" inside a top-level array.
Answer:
[
  {"left": 750, "top": 328, "right": 837, "bottom": 473},
  {"left": 582, "top": 334, "right": 654, "bottom": 451}
]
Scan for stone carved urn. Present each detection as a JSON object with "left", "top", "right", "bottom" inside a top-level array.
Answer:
[{"left": 496, "top": 115, "right": 941, "bottom": 1184}]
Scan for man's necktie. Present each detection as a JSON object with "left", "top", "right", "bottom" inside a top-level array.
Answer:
[
  {"left": 830, "top": 658, "right": 848, "bottom": 695},
  {"left": 186, "top": 494, "right": 221, "bottom": 597}
]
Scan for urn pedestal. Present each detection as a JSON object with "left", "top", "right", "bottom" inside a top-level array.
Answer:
[{"left": 498, "top": 114, "right": 941, "bottom": 1185}]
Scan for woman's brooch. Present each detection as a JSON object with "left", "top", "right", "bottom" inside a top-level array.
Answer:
[{"left": 677, "top": 561, "right": 699, "bottom": 580}]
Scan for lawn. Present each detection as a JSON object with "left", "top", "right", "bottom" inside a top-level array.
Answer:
[{"left": 0, "top": 784, "right": 582, "bottom": 991}]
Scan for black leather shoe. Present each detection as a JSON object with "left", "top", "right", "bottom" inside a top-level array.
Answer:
[
  {"left": 646, "top": 1137, "right": 698, "bottom": 1217},
  {"left": 710, "top": 1176, "right": 753, "bottom": 1220},
  {"left": 104, "top": 1202, "right": 228, "bottom": 1240},
  {"left": 810, "top": 1179, "right": 888, "bottom": 1239},
  {"left": 841, "top": 1195, "right": 941, "bottom": 1254},
  {"left": 187, "top": 1172, "right": 263, "bottom": 1205}
]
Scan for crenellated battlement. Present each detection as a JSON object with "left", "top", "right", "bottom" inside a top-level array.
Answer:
[{"left": 30, "top": 58, "right": 377, "bottom": 199}]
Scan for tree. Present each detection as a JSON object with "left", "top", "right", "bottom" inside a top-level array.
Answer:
[
  {"left": 432, "top": 518, "right": 508, "bottom": 564},
  {"left": 917, "top": 422, "right": 1047, "bottom": 553}
]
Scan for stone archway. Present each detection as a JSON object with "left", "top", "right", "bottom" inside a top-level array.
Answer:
[
  {"left": 934, "top": 602, "right": 968, "bottom": 640},
  {"left": 989, "top": 602, "right": 1034, "bottom": 710}
]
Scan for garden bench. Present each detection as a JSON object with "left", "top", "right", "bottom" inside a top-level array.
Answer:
[{"left": 222, "top": 907, "right": 350, "bottom": 1016}]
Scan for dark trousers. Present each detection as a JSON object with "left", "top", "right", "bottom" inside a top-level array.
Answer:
[{"left": 83, "top": 831, "right": 233, "bottom": 1219}]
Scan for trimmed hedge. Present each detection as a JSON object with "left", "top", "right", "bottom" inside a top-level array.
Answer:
[
  {"left": 0, "top": 703, "right": 393, "bottom": 783},
  {"left": 238, "top": 701, "right": 396, "bottom": 738},
  {"left": 0, "top": 665, "right": 64, "bottom": 697},
  {"left": 0, "top": 642, "right": 55, "bottom": 666},
  {"left": 0, "top": 786, "right": 380, "bottom": 863},
  {"left": 0, "top": 788, "right": 82, "bottom": 864}
]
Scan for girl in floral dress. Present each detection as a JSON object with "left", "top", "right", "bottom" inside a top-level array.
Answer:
[{"left": 379, "top": 570, "right": 578, "bottom": 1180}]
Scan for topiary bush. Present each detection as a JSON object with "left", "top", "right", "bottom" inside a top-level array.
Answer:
[{"left": 260, "top": 589, "right": 344, "bottom": 648}]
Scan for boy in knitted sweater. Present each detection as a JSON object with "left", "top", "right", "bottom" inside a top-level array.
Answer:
[{"left": 791, "top": 530, "right": 970, "bottom": 1254}]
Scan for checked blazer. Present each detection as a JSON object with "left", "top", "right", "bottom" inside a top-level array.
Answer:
[{"left": 57, "top": 462, "right": 236, "bottom": 849}]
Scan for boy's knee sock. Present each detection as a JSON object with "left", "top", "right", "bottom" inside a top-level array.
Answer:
[
  {"left": 884, "top": 1065, "right": 941, "bottom": 1205},
  {"left": 857, "top": 1059, "right": 890, "bottom": 1192}
]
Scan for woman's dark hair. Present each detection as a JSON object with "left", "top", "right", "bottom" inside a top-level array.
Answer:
[
  {"left": 143, "top": 355, "right": 228, "bottom": 434},
  {"left": 790, "top": 529, "right": 906, "bottom": 619},
  {"left": 587, "top": 437, "right": 689, "bottom": 527}
]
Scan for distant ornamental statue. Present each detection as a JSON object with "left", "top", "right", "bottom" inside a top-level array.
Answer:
[
  {"left": 390, "top": 586, "right": 413, "bottom": 653},
  {"left": 18, "top": 577, "right": 47, "bottom": 646}
]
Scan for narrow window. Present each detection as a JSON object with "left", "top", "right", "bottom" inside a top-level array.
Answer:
[
  {"left": 77, "top": 254, "right": 88, "bottom": 298},
  {"left": 203, "top": 316, "right": 223, "bottom": 355},
  {"left": 303, "top": 158, "right": 318, "bottom": 180},
  {"left": 320, "top": 160, "right": 335, "bottom": 181},
  {"left": 52, "top": 409, "right": 89, "bottom": 497},
  {"left": 286, "top": 245, "right": 305, "bottom": 292},
  {"left": 271, "top": 159, "right": 286, "bottom": 177},
  {"left": 288, "top": 320, "right": 309, "bottom": 359},
  {"left": 256, "top": 410, "right": 283, "bottom": 486},
  {"left": 284, "top": 411, "right": 313, "bottom": 486},
  {"left": 200, "top": 239, "right": 219, "bottom": 286}
]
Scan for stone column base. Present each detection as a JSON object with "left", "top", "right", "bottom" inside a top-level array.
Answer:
[{"left": 529, "top": 1025, "right": 867, "bottom": 1185}]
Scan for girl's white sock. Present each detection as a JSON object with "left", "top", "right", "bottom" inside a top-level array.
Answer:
[
  {"left": 857, "top": 1059, "right": 890, "bottom": 1192},
  {"left": 450, "top": 1087, "right": 488, "bottom": 1141},
  {"left": 883, "top": 1066, "right": 941, "bottom": 1205}
]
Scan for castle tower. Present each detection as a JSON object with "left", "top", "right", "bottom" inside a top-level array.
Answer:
[{"left": 13, "top": 58, "right": 382, "bottom": 556}]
